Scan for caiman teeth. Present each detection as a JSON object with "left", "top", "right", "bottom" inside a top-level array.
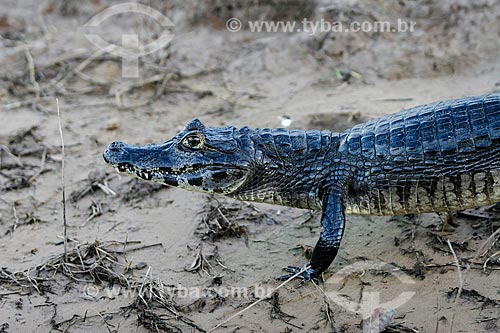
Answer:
[
  {"left": 114, "top": 164, "right": 152, "bottom": 180},
  {"left": 113, "top": 163, "right": 202, "bottom": 181}
]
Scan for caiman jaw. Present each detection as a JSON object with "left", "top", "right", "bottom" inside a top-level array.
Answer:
[
  {"left": 109, "top": 161, "right": 249, "bottom": 194},
  {"left": 109, "top": 162, "right": 163, "bottom": 182}
]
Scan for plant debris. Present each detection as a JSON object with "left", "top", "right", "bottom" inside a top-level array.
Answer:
[
  {"left": 119, "top": 178, "right": 166, "bottom": 204},
  {"left": 447, "top": 287, "right": 500, "bottom": 308},
  {"left": 127, "top": 268, "right": 206, "bottom": 332},
  {"left": 198, "top": 197, "right": 250, "bottom": 241}
]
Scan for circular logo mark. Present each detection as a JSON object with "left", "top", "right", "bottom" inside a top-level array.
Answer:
[
  {"left": 226, "top": 18, "right": 242, "bottom": 32},
  {"left": 325, "top": 260, "right": 416, "bottom": 319},
  {"left": 84, "top": 3, "right": 175, "bottom": 78}
]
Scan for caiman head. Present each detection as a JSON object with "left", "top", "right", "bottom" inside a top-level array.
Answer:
[{"left": 103, "top": 119, "right": 253, "bottom": 195}]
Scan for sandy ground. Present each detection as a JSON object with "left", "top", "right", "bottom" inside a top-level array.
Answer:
[{"left": 1, "top": 0, "right": 500, "bottom": 332}]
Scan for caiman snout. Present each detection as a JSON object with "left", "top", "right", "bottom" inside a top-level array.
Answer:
[{"left": 103, "top": 141, "right": 127, "bottom": 164}]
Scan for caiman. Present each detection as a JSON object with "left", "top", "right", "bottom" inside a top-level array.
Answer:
[{"left": 103, "top": 94, "right": 500, "bottom": 282}]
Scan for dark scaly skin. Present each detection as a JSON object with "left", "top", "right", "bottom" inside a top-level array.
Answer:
[{"left": 103, "top": 94, "right": 500, "bottom": 282}]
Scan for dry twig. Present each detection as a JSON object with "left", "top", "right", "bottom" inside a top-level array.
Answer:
[{"left": 56, "top": 98, "right": 68, "bottom": 261}]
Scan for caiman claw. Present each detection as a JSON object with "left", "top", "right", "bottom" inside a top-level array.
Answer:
[{"left": 276, "top": 265, "right": 319, "bottom": 287}]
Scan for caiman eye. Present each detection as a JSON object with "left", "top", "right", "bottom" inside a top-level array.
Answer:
[{"left": 181, "top": 133, "right": 204, "bottom": 150}]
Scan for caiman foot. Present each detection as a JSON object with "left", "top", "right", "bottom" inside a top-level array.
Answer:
[{"left": 276, "top": 265, "right": 319, "bottom": 286}]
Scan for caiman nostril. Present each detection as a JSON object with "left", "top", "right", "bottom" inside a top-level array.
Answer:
[
  {"left": 103, "top": 141, "right": 127, "bottom": 163},
  {"left": 108, "top": 141, "right": 126, "bottom": 151}
]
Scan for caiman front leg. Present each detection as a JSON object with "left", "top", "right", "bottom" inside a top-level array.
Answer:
[{"left": 278, "top": 189, "right": 345, "bottom": 284}]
